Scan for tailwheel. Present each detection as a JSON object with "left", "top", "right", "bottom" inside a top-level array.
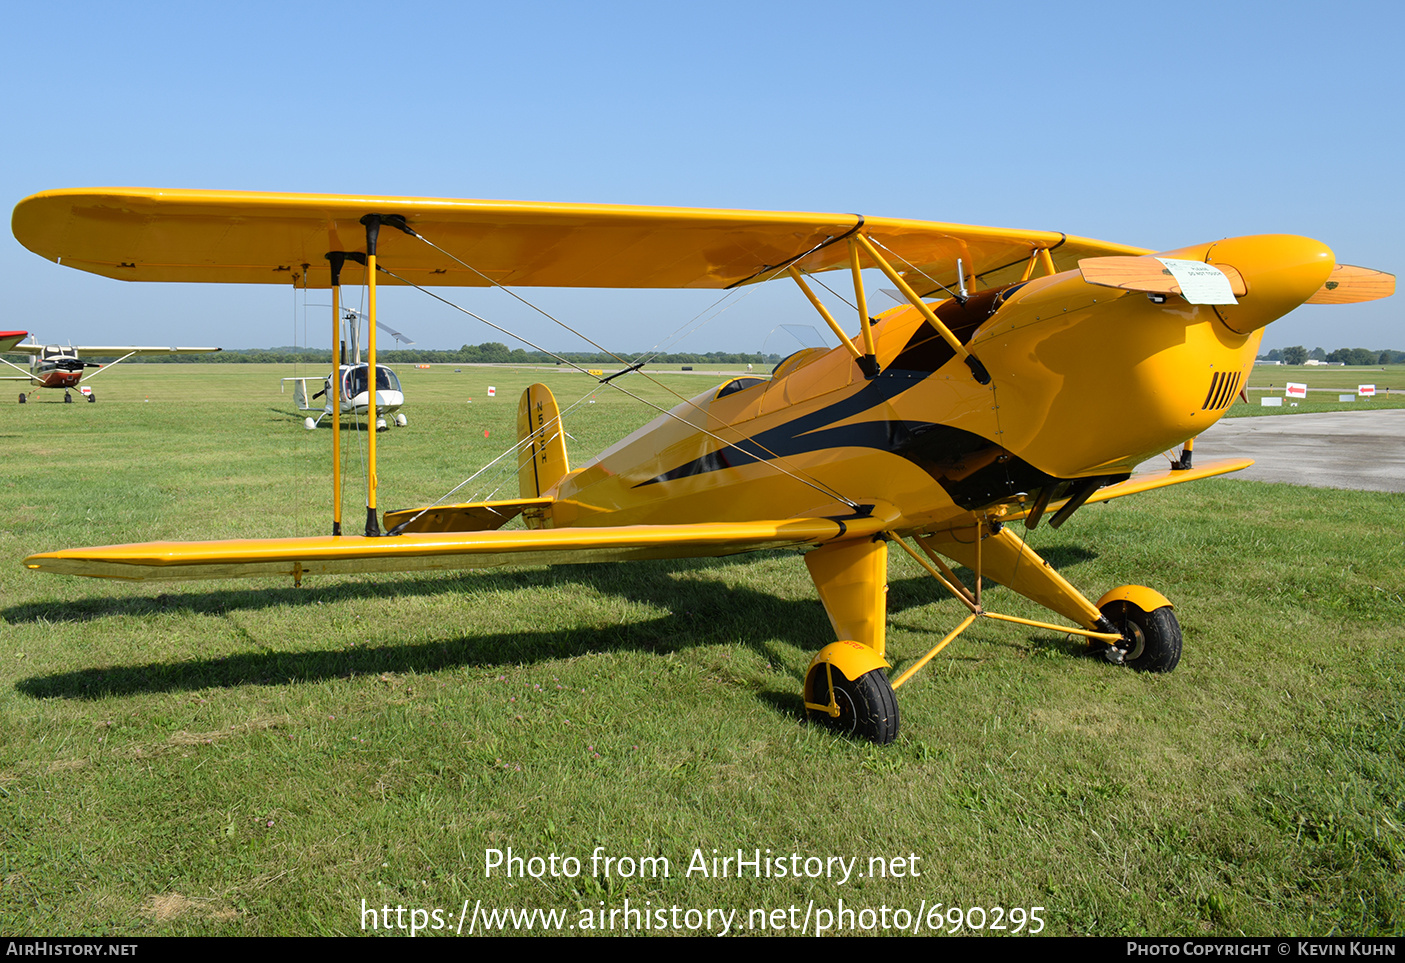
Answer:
[
  {"left": 805, "top": 652, "right": 899, "bottom": 744},
  {"left": 1098, "top": 590, "right": 1182, "bottom": 673}
]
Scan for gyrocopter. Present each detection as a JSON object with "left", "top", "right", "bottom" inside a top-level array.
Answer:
[
  {"left": 12, "top": 188, "right": 1394, "bottom": 743},
  {"left": 282, "top": 307, "right": 413, "bottom": 431}
]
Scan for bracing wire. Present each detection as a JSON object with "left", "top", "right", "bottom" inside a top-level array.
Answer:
[
  {"left": 395, "top": 229, "right": 864, "bottom": 500},
  {"left": 377, "top": 264, "right": 863, "bottom": 511},
  {"left": 807, "top": 272, "right": 859, "bottom": 315},
  {"left": 383, "top": 389, "right": 597, "bottom": 534},
  {"left": 347, "top": 297, "right": 370, "bottom": 495},
  {"left": 868, "top": 236, "right": 965, "bottom": 302},
  {"left": 409, "top": 228, "right": 829, "bottom": 409},
  {"left": 625, "top": 281, "right": 772, "bottom": 369},
  {"left": 412, "top": 233, "right": 635, "bottom": 366}
]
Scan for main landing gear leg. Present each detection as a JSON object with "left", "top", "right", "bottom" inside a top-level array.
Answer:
[{"left": 802, "top": 538, "right": 899, "bottom": 744}]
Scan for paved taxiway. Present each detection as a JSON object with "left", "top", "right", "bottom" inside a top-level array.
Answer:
[{"left": 1191, "top": 409, "right": 1405, "bottom": 493}]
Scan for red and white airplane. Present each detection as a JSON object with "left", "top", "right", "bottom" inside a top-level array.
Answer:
[{"left": 0, "top": 332, "right": 220, "bottom": 402}]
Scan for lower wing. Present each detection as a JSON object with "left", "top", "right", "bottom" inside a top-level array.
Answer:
[
  {"left": 1000, "top": 457, "right": 1253, "bottom": 524},
  {"left": 24, "top": 516, "right": 888, "bottom": 582}
]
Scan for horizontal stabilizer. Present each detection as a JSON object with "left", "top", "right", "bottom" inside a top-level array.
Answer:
[
  {"left": 1000, "top": 458, "right": 1253, "bottom": 524},
  {"left": 23, "top": 515, "right": 888, "bottom": 583},
  {"left": 1305, "top": 264, "right": 1396, "bottom": 304},
  {"left": 382, "top": 497, "right": 553, "bottom": 534}
]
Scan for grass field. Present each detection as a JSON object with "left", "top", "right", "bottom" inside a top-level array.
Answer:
[
  {"left": 1245, "top": 363, "right": 1404, "bottom": 393},
  {"left": 1232, "top": 364, "right": 1405, "bottom": 418},
  {"left": 2, "top": 364, "right": 1402, "bottom": 937}
]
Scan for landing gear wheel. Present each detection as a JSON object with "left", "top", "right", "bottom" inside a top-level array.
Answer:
[
  {"left": 1099, "top": 599, "right": 1181, "bottom": 673},
  {"left": 87, "top": 392, "right": 96, "bottom": 403},
  {"left": 17, "top": 393, "right": 25, "bottom": 404},
  {"left": 63, "top": 392, "right": 72, "bottom": 403},
  {"left": 394, "top": 413, "right": 407, "bottom": 427},
  {"left": 807, "top": 665, "right": 899, "bottom": 744}
]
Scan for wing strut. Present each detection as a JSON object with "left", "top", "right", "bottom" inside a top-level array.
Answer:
[
  {"left": 358, "top": 216, "right": 413, "bottom": 536},
  {"left": 331, "top": 259, "right": 343, "bottom": 536},
  {"left": 786, "top": 267, "right": 878, "bottom": 377},
  {"left": 848, "top": 237, "right": 879, "bottom": 373},
  {"left": 853, "top": 235, "right": 991, "bottom": 385},
  {"left": 0, "top": 355, "right": 31, "bottom": 379},
  {"left": 783, "top": 238, "right": 889, "bottom": 379},
  {"left": 76, "top": 351, "right": 139, "bottom": 381}
]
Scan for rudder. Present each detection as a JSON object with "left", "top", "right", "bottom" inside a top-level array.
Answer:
[{"left": 517, "top": 383, "right": 570, "bottom": 498}]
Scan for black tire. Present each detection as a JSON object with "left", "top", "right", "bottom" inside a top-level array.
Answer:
[
  {"left": 87, "top": 392, "right": 96, "bottom": 403},
  {"left": 17, "top": 393, "right": 25, "bottom": 404},
  {"left": 808, "top": 665, "right": 900, "bottom": 744},
  {"left": 1099, "top": 599, "right": 1181, "bottom": 673}
]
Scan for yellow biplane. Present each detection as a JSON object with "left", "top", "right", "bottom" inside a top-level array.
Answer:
[{"left": 12, "top": 188, "right": 1394, "bottom": 743}]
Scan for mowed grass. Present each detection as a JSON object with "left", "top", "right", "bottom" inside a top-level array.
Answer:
[
  {"left": 1245, "top": 363, "right": 1404, "bottom": 392},
  {"left": 1, "top": 364, "right": 1402, "bottom": 937}
]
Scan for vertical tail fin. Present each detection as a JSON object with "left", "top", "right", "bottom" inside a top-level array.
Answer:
[{"left": 517, "top": 383, "right": 570, "bottom": 498}]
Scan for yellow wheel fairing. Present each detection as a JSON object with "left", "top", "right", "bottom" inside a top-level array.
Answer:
[
  {"left": 1096, "top": 585, "right": 1174, "bottom": 614},
  {"left": 803, "top": 641, "right": 893, "bottom": 735}
]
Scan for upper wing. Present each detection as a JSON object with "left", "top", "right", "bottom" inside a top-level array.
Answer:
[
  {"left": 23, "top": 515, "right": 888, "bottom": 582},
  {"left": 13, "top": 188, "right": 1147, "bottom": 294},
  {"left": 1001, "top": 457, "right": 1254, "bottom": 524},
  {"left": 2, "top": 342, "right": 220, "bottom": 355},
  {"left": 71, "top": 346, "right": 221, "bottom": 355}
]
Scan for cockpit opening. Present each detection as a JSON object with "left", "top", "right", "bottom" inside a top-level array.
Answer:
[{"left": 345, "top": 365, "right": 402, "bottom": 397}]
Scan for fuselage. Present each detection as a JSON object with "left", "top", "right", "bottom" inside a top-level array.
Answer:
[
  {"left": 28, "top": 345, "right": 87, "bottom": 389},
  {"left": 546, "top": 235, "right": 1333, "bottom": 537}
]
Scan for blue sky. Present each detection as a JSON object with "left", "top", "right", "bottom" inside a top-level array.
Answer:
[{"left": 3, "top": 0, "right": 1400, "bottom": 354}]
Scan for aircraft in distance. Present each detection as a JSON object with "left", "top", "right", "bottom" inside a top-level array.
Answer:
[
  {"left": 12, "top": 188, "right": 1394, "bottom": 743},
  {"left": 282, "top": 308, "right": 412, "bottom": 430},
  {"left": 1, "top": 333, "right": 221, "bottom": 402}
]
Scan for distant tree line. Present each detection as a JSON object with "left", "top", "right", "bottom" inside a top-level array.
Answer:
[
  {"left": 1259, "top": 346, "right": 1404, "bottom": 365},
  {"left": 8, "top": 339, "right": 1399, "bottom": 369},
  {"left": 1, "top": 342, "right": 783, "bottom": 366}
]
